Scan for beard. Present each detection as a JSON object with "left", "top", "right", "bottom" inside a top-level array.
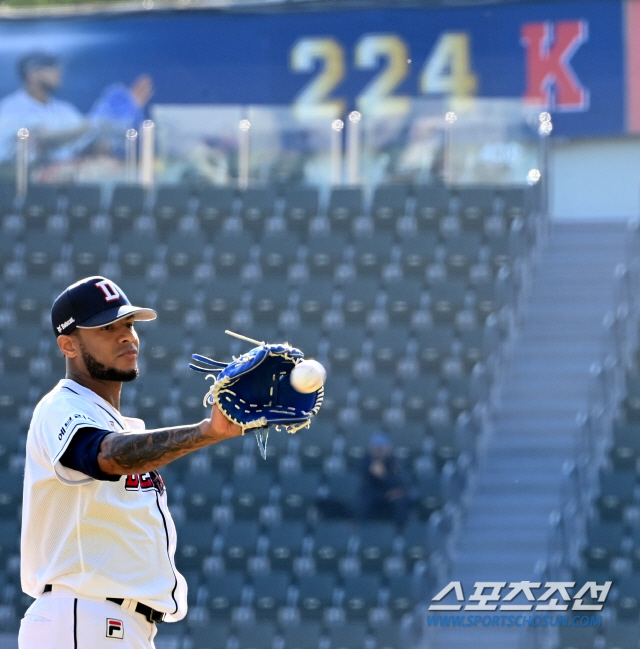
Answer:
[{"left": 79, "top": 341, "right": 139, "bottom": 383}]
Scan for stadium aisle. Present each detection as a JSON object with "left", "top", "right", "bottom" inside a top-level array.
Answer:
[{"left": 427, "top": 220, "right": 628, "bottom": 649}]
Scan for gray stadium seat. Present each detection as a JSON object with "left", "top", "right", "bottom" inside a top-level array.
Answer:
[
  {"left": 206, "top": 572, "right": 245, "bottom": 619},
  {"left": 284, "top": 186, "right": 319, "bottom": 234},
  {"left": 251, "top": 571, "right": 291, "bottom": 619},
  {"left": 197, "top": 186, "right": 236, "bottom": 234},
  {"left": 415, "top": 184, "right": 450, "bottom": 231},
  {"left": 153, "top": 184, "right": 191, "bottom": 233},
  {"left": 328, "top": 187, "right": 363, "bottom": 231},
  {"left": 66, "top": 183, "right": 102, "bottom": 229},
  {"left": 110, "top": 183, "right": 145, "bottom": 229},
  {"left": 267, "top": 521, "right": 307, "bottom": 570},
  {"left": 371, "top": 184, "right": 409, "bottom": 230},
  {"left": 175, "top": 520, "right": 215, "bottom": 570}
]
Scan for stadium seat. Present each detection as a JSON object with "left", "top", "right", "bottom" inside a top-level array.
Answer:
[
  {"left": 297, "top": 573, "right": 336, "bottom": 619},
  {"left": 399, "top": 232, "right": 439, "bottom": 277},
  {"left": 328, "top": 621, "right": 368, "bottom": 649},
  {"left": 401, "top": 376, "right": 440, "bottom": 421},
  {"left": 299, "top": 278, "right": 334, "bottom": 325},
  {"left": 267, "top": 521, "right": 307, "bottom": 570},
  {"left": 206, "top": 571, "right": 245, "bottom": 619},
  {"left": 155, "top": 278, "right": 197, "bottom": 325},
  {"left": 341, "top": 279, "right": 379, "bottom": 324},
  {"left": 387, "top": 574, "right": 418, "bottom": 618},
  {"left": 0, "top": 182, "right": 16, "bottom": 217},
  {"left": 182, "top": 471, "right": 225, "bottom": 520},
  {"left": 249, "top": 279, "right": 291, "bottom": 324},
  {"left": 197, "top": 186, "right": 236, "bottom": 234},
  {"left": 202, "top": 277, "right": 245, "bottom": 326},
  {"left": 306, "top": 233, "right": 347, "bottom": 278},
  {"left": 297, "top": 420, "right": 337, "bottom": 469},
  {"left": 251, "top": 571, "right": 291, "bottom": 619},
  {"left": 356, "top": 375, "right": 395, "bottom": 421},
  {"left": 118, "top": 232, "right": 158, "bottom": 276},
  {"left": 319, "top": 473, "right": 359, "bottom": 522},
  {"left": 23, "top": 184, "right": 59, "bottom": 227},
  {"left": 457, "top": 187, "right": 496, "bottom": 230},
  {"left": 175, "top": 520, "right": 215, "bottom": 571},
  {"left": 13, "top": 278, "right": 57, "bottom": 325},
  {"left": 281, "top": 621, "right": 322, "bottom": 649},
  {"left": 556, "top": 618, "right": 599, "bottom": 649},
  {"left": 235, "top": 620, "right": 277, "bottom": 649},
  {"left": 220, "top": 520, "right": 260, "bottom": 571},
  {"left": 356, "top": 522, "right": 396, "bottom": 573},
  {"left": 187, "top": 621, "right": 229, "bottom": 649},
  {"left": 371, "top": 184, "right": 409, "bottom": 230},
  {"left": 414, "top": 184, "right": 450, "bottom": 231},
  {"left": 240, "top": 187, "right": 276, "bottom": 234},
  {"left": 231, "top": 473, "right": 273, "bottom": 520},
  {"left": 213, "top": 231, "right": 253, "bottom": 277},
  {"left": 153, "top": 184, "right": 191, "bottom": 233},
  {"left": 0, "top": 474, "right": 23, "bottom": 519},
  {"left": 70, "top": 230, "right": 110, "bottom": 277},
  {"left": 110, "top": 184, "right": 145, "bottom": 230},
  {"left": 164, "top": 231, "right": 206, "bottom": 276},
  {"left": 374, "top": 622, "right": 406, "bottom": 649},
  {"left": 353, "top": 232, "right": 394, "bottom": 277},
  {"left": 283, "top": 186, "right": 319, "bottom": 234},
  {"left": 383, "top": 279, "right": 423, "bottom": 325},
  {"left": 370, "top": 326, "right": 410, "bottom": 373},
  {"left": 23, "top": 230, "right": 64, "bottom": 277},
  {"left": 342, "top": 575, "right": 381, "bottom": 619},
  {"left": 444, "top": 232, "right": 482, "bottom": 277},
  {"left": 603, "top": 621, "right": 640, "bottom": 647},
  {"left": 279, "top": 472, "right": 320, "bottom": 521},
  {"left": 259, "top": 231, "right": 300, "bottom": 277},
  {"left": 498, "top": 188, "right": 527, "bottom": 221},
  {"left": 328, "top": 187, "right": 363, "bottom": 231},
  {"left": 429, "top": 279, "right": 467, "bottom": 324},
  {"left": 66, "top": 183, "right": 102, "bottom": 229},
  {"left": 140, "top": 323, "right": 184, "bottom": 373}
]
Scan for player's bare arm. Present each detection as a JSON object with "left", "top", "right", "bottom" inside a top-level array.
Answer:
[{"left": 97, "top": 407, "right": 241, "bottom": 475}]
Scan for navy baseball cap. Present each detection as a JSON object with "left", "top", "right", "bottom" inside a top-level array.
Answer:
[{"left": 51, "top": 276, "right": 156, "bottom": 337}]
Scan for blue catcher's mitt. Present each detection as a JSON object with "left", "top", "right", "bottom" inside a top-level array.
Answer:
[{"left": 189, "top": 343, "right": 323, "bottom": 447}]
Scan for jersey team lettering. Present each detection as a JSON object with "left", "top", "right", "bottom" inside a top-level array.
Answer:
[
  {"left": 125, "top": 471, "right": 165, "bottom": 495},
  {"left": 58, "top": 413, "right": 98, "bottom": 441}
]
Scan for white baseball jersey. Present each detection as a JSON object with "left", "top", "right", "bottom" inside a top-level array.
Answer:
[{"left": 21, "top": 378, "right": 188, "bottom": 622}]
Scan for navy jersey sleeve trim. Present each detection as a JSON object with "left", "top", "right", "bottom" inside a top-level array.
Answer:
[{"left": 59, "top": 427, "right": 121, "bottom": 482}]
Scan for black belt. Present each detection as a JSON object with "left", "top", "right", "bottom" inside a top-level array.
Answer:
[{"left": 43, "top": 585, "right": 164, "bottom": 623}]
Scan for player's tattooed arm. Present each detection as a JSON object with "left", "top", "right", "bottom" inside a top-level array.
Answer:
[{"left": 98, "top": 407, "right": 242, "bottom": 475}]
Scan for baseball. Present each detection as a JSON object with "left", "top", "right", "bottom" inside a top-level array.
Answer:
[{"left": 290, "top": 359, "right": 327, "bottom": 393}]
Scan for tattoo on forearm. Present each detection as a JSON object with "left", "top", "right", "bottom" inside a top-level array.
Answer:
[{"left": 100, "top": 424, "right": 208, "bottom": 473}]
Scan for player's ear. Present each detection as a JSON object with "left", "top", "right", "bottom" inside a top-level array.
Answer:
[{"left": 57, "top": 333, "right": 79, "bottom": 359}]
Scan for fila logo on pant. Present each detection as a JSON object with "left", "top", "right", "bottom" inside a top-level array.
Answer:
[{"left": 106, "top": 618, "right": 124, "bottom": 639}]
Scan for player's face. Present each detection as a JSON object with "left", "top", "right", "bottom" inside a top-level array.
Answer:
[
  {"left": 29, "top": 66, "right": 61, "bottom": 92},
  {"left": 75, "top": 316, "right": 140, "bottom": 383}
]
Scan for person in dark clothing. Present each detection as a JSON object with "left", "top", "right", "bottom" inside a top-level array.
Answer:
[{"left": 356, "top": 432, "right": 410, "bottom": 528}]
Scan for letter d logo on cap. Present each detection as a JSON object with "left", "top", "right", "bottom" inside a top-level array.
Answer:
[{"left": 95, "top": 279, "right": 121, "bottom": 302}]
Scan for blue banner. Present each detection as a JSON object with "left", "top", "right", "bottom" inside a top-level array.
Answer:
[{"left": 0, "top": 0, "right": 625, "bottom": 139}]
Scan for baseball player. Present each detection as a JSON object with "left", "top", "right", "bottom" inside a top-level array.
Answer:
[{"left": 19, "top": 276, "right": 242, "bottom": 648}]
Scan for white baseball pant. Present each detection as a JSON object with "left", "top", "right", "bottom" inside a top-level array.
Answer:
[{"left": 19, "top": 587, "right": 158, "bottom": 649}]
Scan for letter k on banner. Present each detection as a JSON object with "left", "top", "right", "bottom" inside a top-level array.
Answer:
[{"left": 521, "top": 20, "right": 589, "bottom": 111}]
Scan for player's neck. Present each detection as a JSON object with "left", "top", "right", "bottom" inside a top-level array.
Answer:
[{"left": 66, "top": 369, "right": 122, "bottom": 411}]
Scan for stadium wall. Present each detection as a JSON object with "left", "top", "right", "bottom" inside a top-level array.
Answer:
[{"left": 550, "top": 137, "right": 640, "bottom": 219}]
